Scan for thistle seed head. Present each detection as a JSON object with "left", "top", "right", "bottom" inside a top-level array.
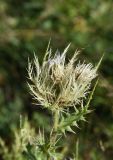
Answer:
[{"left": 28, "top": 44, "right": 97, "bottom": 112}]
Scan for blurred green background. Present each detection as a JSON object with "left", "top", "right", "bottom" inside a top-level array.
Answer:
[{"left": 0, "top": 0, "right": 113, "bottom": 159}]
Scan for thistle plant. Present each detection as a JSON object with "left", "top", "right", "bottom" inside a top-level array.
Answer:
[
  {"left": 26, "top": 43, "right": 101, "bottom": 159},
  {"left": 0, "top": 43, "right": 101, "bottom": 160}
]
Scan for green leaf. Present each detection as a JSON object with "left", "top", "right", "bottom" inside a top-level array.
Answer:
[{"left": 58, "top": 107, "right": 89, "bottom": 133}]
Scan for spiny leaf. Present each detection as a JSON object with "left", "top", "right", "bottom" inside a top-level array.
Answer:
[{"left": 58, "top": 107, "right": 89, "bottom": 133}]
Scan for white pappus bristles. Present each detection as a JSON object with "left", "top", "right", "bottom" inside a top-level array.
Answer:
[{"left": 28, "top": 44, "right": 97, "bottom": 112}]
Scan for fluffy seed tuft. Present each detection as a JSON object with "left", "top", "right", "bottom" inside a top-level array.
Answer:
[{"left": 28, "top": 45, "right": 97, "bottom": 112}]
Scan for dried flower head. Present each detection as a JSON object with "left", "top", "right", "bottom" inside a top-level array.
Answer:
[{"left": 28, "top": 44, "right": 97, "bottom": 112}]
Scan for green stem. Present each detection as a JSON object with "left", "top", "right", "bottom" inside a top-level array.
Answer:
[
  {"left": 75, "top": 139, "right": 79, "bottom": 160},
  {"left": 54, "top": 110, "right": 59, "bottom": 132},
  {"left": 50, "top": 110, "right": 59, "bottom": 146}
]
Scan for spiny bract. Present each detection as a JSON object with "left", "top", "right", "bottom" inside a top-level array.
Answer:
[{"left": 28, "top": 44, "right": 97, "bottom": 112}]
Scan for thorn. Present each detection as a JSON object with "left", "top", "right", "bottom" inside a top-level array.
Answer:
[
  {"left": 66, "top": 126, "right": 75, "bottom": 133},
  {"left": 72, "top": 122, "right": 79, "bottom": 128}
]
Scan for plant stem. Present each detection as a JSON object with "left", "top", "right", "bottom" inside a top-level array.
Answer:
[
  {"left": 54, "top": 110, "right": 59, "bottom": 132},
  {"left": 50, "top": 110, "right": 59, "bottom": 145},
  {"left": 75, "top": 139, "right": 79, "bottom": 160}
]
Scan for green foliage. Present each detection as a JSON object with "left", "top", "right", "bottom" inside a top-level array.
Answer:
[{"left": 58, "top": 107, "right": 89, "bottom": 134}]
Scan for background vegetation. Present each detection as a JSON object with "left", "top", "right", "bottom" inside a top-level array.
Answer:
[{"left": 0, "top": 0, "right": 113, "bottom": 159}]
